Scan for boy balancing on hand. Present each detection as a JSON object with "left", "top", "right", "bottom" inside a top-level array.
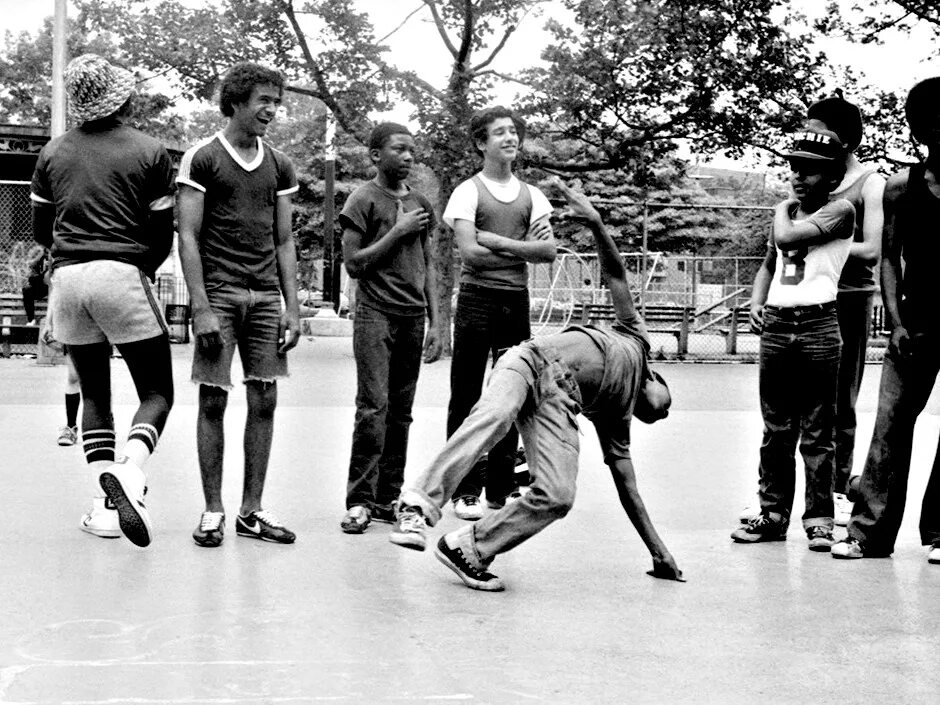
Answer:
[{"left": 389, "top": 180, "right": 683, "bottom": 591}]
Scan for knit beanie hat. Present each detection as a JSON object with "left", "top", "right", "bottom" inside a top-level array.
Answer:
[{"left": 65, "top": 54, "right": 136, "bottom": 123}]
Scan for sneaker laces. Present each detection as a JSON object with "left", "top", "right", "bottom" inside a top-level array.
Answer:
[
  {"left": 747, "top": 514, "right": 774, "bottom": 529},
  {"left": 399, "top": 509, "right": 426, "bottom": 532},
  {"left": 200, "top": 512, "right": 224, "bottom": 531},
  {"left": 808, "top": 526, "right": 831, "bottom": 539},
  {"left": 252, "top": 509, "right": 285, "bottom": 528},
  {"left": 461, "top": 496, "right": 480, "bottom": 508}
]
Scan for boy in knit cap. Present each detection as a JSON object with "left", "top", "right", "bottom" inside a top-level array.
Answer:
[{"left": 31, "top": 54, "right": 177, "bottom": 547}]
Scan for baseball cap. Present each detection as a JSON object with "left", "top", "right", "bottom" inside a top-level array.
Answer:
[
  {"left": 807, "top": 96, "right": 863, "bottom": 150},
  {"left": 65, "top": 54, "right": 136, "bottom": 124},
  {"left": 784, "top": 129, "right": 845, "bottom": 161}
]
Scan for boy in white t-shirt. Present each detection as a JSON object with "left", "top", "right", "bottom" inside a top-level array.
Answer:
[
  {"left": 442, "top": 106, "right": 557, "bottom": 520},
  {"left": 732, "top": 129, "right": 855, "bottom": 551}
]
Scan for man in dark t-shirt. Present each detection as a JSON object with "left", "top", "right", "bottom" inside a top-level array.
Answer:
[
  {"left": 388, "top": 181, "right": 683, "bottom": 592},
  {"left": 338, "top": 122, "right": 441, "bottom": 534},
  {"left": 177, "top": 62, "right": 301, "bottom": 548},
  {"left": 832, "top": 78, "right": 940, "bottom": 564},
  {"left": 31, "top": 53, "right": 176, "bottom": 548}
]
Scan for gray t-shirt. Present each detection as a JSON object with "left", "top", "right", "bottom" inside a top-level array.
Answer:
[
  {"left": 339, "top": 181, "right": 435, "bottom": 316},
  {"left": 553, "top": 307, "right": 651, "bottom": 462}
]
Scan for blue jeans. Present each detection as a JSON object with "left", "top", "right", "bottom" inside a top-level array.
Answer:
[
  {"left": 757, "top": 303, "right": 841, "bottom": 531},
  {"left": 191, "top": 282, "right": 286, "bottom": 388},
  {"left": 401, "top": 341, "right": 581, "bottom": 560},
  {"left": 346, "top": 303, "right": 425, "bottom": 511},
  {"left": 835, "top": 291, "right": 874, "bottom": 493},
  {"left": 448, "top": 283, "right": 530, "bottom": 502},
  {"left": 848, "top": 336, "right": 940, "bottom": 552}
]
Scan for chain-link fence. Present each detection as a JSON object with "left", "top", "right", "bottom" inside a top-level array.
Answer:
[
  {"left": 2, "top": 181, "right": 888, "bottom": 361},
  {"left": 0, "top": 181, "right": 40, "bottom": 294}
]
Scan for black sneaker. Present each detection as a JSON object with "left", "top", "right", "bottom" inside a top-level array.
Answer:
[
  {"left": 806, "top": 526, "right": 834, "bottom": 552},
  {"left": 434, "top": 535, "right": 504, "bottom": 591},
  {"left": 730, "top": 513, "right": 787, "bottom": 543},
  {"left": 193, "top": 511, "right": 225, "bottom": 547},
  {"left": 235, "top": 510, "right": 296, "bottom": 544}
]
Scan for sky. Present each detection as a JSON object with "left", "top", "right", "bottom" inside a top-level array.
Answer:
[{"left": 3, "top": 0, "right": 938, "bottom": 167}]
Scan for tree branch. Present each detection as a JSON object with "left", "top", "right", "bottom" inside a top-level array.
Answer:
[
  {"left": 377, "top": 4, "right": 424, "bottom": 45},
  {"left": 471, "top": 22, "right": 518, "bottom": 72},
  {"left": 473, "top": 69, "right": 537, "bottom": 88},
  {"left": 422, "top": 0, "right": 459, "bottom": 58},
  {"left": 278, "top": 0, "right": 362, "bottom": 138}
]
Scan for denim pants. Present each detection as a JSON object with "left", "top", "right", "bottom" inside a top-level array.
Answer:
[
  {"left": 346, "top": 303, "right": 425, "bottom": 511},
  {"left": 757, "top": 303, "right": 841, "bottom": 531},
  {"left": 848, "top": 336, "right": 940, "bottom": 552},
  {"left": 448, "top": 283, "right": 531, "bottom": 502},
  {"left": 835, "top": 291, "right": 874, "bottom": 493},
  {"left": 401, "top": 341, "right": 582, "bottom": 561}
]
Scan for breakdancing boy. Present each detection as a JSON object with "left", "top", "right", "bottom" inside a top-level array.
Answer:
[{"left": 389, "top": 180, "right": 682, "bottom": 591}]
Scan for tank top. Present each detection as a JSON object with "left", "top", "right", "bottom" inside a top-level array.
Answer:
[
  {"left": 458, "top": 175, "right": 533, "bottom": 290},
  {"left": 896, "top": 163, "right": 940, "bottom": 331},
  {"left": 833, "top": 167, "right": 878, "bottom": 293}
]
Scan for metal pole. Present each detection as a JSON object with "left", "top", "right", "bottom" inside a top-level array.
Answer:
[
  {"left": 322, "top": 110, "right": 336, "bottom": 310},
  {"left": 640, "top": 201, "right": 648, "bottom": 318},
  {"left": 51, "top": 0, "right": 67, "bottom": 137}
]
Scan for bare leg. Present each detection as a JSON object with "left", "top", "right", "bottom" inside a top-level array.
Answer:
[
  {"left": 198, "top": 385, "right": 228, "bottom": 513},
  {"left": 241, "top": 380, "right": 278, "bottom": 515}
]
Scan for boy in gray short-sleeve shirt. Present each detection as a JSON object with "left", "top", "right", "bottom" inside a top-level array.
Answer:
[{"left": 389, "top": 181, "right": 682, "bottom": 592}]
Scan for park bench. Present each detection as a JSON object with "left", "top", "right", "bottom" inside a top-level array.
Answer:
[
  {"left": 578, "top": 302, "right": 693, "bottom": 355},
  {"left": 0, "top": 292, "right": 47, "bottom": 357}
]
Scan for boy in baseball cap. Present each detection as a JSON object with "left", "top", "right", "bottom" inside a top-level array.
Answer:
[{"left": 732, "top": 128, "right": 856, "bottom": 551}]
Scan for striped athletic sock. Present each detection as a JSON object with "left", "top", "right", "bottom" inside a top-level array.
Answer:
[
  {"left": 83, "top": 428, "right": 116, "bottom": 465},
  {"left": 122, "top": 423, "right": 160, "bottom": 468}
]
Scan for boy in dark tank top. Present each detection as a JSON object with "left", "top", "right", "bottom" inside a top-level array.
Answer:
[{"left": 832, "top": 78, "right": 940, "bottom": 564}]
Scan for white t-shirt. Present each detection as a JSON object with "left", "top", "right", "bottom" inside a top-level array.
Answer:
[
  {"left": 443, "top": 173, "right": 553, "bottom": 228},
  {"left": 766, "top": 199, "right": 855, "bottom": 307}
]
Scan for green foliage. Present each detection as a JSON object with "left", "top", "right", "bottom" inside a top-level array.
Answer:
[{"left": 521, "top": 0, "right": 831, "bottom": 173}]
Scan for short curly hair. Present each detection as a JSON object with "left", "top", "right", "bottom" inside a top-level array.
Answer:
[
  {"left": 218, "top": 62, "right": 285, "bottom": 117},
  {"left": 469, "top": 106, "right": 526, "bottom": 155}
]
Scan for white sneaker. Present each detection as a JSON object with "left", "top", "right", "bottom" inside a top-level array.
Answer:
[
  {"left": 739, "top": 498, "right": 760, "bottom": 524},
  {"left": 834, "top": 492, "right": 853, "bottom": 527},
  {"left": 928, "top": 544, "right": 940, "bottom": 565},
  {"left": 79, "top": 497, "right": 120, "bottom": 538},
  {"left": 57, "top": 425, "right": 78, "bottom": 446},
  {"left": 453, "top": 495, "right": 484, "bottom": 521},
  {"left": 98, "top": 458, "right": 152, "bottom": 547}
]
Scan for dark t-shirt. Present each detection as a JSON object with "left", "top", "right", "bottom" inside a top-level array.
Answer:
[
  {"left": 177, "top": 133, "right": 298, "bottom": 290},
  {"left": 30, "top": 118, "right": 175, "bottom": 274},
  {"left": 339, "top": 181, "right": 436, "bottom": 316},
  {"left": 553, "top": 306, "right": 650, "bottom": 462}
]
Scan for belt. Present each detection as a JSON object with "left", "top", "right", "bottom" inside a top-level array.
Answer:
[{"left": 764, "top": 301, "right": 837, "bottom": 318}]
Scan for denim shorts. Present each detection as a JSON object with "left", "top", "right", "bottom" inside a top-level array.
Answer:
[
  {"left": 191, "top": 281, "right": 287, "bottom": 389},
  {"left": 50, "top": 260, "right": 167, "bottom": 345}
]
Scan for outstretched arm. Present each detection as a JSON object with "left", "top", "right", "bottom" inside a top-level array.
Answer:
[
  {"left": 556, "top": 180, "right": 638, "bottom": 324},
  {"left": 609, "top": 456, "right": 684, "bottom": 581}
]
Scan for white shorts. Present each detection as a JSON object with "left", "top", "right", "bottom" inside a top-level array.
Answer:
[{"left": 50, "top": 260, "right": 168, "bottom": 346}]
